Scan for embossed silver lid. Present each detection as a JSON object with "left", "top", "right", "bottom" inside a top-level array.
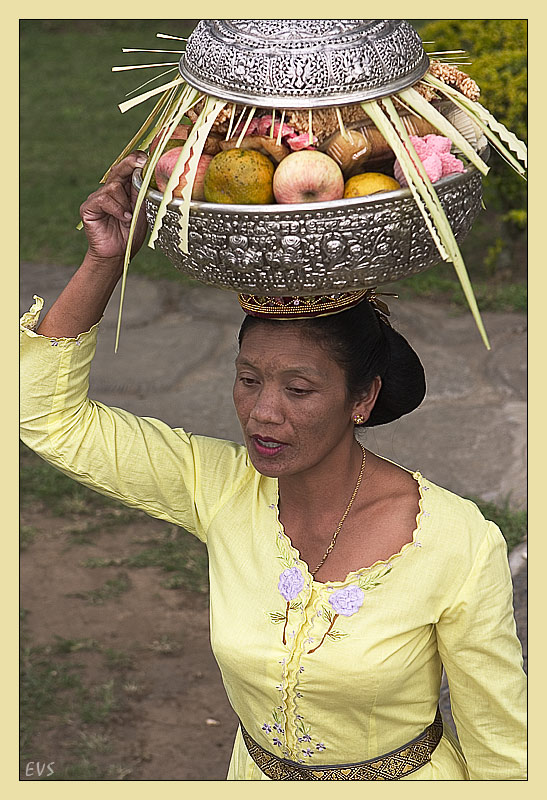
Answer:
[{"left": 180, "top": 19, "right": 430, "bottom": 109}]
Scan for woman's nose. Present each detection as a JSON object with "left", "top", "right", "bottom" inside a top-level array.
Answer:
[{"left": 249, "top": 387, "right": 284, "bottom": 424}]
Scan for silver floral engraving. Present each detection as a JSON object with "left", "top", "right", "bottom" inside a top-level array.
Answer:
[
  {"left": 180, "top": 19, "right": 429, "bottom": 108},
  {"left": 142, "top": 170, "right": 483, "bottom": 296}
]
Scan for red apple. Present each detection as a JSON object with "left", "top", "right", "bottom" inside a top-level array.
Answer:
[
  {"left": 273, "top": 150, "right": 344, "bottom": 204},
  {"left": 154, "top": 147, "right": 213, "bottom": 200}
]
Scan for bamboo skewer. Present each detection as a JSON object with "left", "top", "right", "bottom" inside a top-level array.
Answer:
[
  {"left": 276, "top": 110, "right": 286, "bottom": 145},
  {"left": 112, "top": 62, "right": 179, "bottom": 72},
  {"left": 225, "top": 104, "right": 237, "bottom": 140},
  {"left": 125, "top": 68, "right": 178, "bottom": 97},
  {"left": 235, "top": 106, "right": 257, "bottom": 148},
  {"left": 156, "top": 33, "right": 188, "bottom": 41},
  {"left": 122, "top": 47, "right": 185, "bottom": 54}
]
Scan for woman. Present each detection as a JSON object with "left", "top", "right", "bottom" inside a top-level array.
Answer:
[{"left": 20, "top": 152, "right": 526, "bottom": 780}]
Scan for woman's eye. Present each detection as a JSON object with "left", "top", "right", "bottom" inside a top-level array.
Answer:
[
  {"left": 287, "top": 387, "right": 311, "bottom": 396},
  {"left": 239, "top": 376, "right": 258, "bottom": 386}
]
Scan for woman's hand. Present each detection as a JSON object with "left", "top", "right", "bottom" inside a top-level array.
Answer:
[
  {"left": 35, "top": 151, "right": 151, "bottom": 338},
  {"left": 79, "top": 151, "right": 149, "bottom": 263}
]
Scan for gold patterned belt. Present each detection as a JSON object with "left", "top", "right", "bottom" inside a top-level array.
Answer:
[{"left": 240, "top": 707, "right": 443, "bottom": 780}]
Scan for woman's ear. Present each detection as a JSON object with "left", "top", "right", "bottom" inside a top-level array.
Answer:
[{"left": 351, "top": 376, "right": 382, "bottom": 424}]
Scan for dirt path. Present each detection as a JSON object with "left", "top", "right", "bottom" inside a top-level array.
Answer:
[{"left": 20, "top": 504, "right": 238, "bottom": 780}]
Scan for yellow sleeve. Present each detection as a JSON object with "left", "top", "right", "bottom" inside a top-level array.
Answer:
[
  {"left": 435, "top": 521, "right": 527, "bottom": 779},
  {"left": 20, "top": 297, "right": 251, "bottom": 542}
]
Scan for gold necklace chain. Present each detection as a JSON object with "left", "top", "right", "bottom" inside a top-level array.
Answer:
[{"left": 310, "top": 443, "right": 366, "bottom": 577}]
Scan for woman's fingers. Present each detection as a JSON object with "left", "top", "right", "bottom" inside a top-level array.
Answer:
[
  {"left": 80, "top": 189, "right": 129, "bottom": 224},
  {"left": 105, "top": 151, "right": 148, "bottom": 189},
  {"left": 79, "top": 151, "right": 150, "bottom": 259}
]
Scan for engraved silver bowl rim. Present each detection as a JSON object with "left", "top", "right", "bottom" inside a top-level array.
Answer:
[
  {"left": 179, "top": 19, "right": 430, "bottom": 109},
  {"left": 133, "top": 147, "right": 486, "bottom": 296},
  {"left": 135, "top": 150, "right": 484, "bottom": 215}
]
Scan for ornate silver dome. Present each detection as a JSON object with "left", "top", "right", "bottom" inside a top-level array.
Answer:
[{"left": 180, "top": 19, "right": 430, "bottom": 109}]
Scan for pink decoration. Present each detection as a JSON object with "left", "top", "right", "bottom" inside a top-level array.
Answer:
[{"left": 393, "top": 134, "right": 465, "bottom": 187}]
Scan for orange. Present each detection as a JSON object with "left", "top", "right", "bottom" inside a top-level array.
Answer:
[
  {"left": 203, "top": 149, "right": 275, "bottom": 204},
  {"left": 343, "top": 172, "right": 401, "bottom": 198}
]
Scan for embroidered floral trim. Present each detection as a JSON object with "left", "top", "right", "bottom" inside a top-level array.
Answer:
[
  {"left": 308, "top": 566, "right": 392, "bottom": 654},
  {"left": 270, "top": 529, "right": 310, "bottom": 645},
  {"left": 276, "top": 567, "right": 305, "bottom": 645}
]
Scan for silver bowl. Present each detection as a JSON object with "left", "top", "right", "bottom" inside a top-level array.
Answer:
[
  {"left": 180, "top": 19, "right": 429, "bottom": 108},
  {"left": 135, "top": 157, "right": 484, "bottom": 296}
]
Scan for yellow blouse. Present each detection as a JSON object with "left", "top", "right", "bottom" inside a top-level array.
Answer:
[{"left": 20, "top": 297, "right": 527, "bottom": 781}]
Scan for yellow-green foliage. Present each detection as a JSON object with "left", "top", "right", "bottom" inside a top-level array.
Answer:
[
  {"left": 421, "top": 20, "right": 527, "bottom": 215},
  {"left": 420, "top": 19, "right": 528, "bottom": 273},
  {"left": 420, "top": 20, "right": 526, "bottom": 134}
]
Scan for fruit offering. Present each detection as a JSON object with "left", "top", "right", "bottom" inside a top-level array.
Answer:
[
  {"left": 344, "top": 173, "right": 401, "bottom": 198},
  {"left": 203, "top": 148, "right": 275, "bottom": 205},
  {"left": 273, "top": 151, "right": 344, "bottom": 204},
  {"left": 149, "top": 114, "right": 470, "bottom": 209},
  {"left": 393, "top": 134, "right": 465, "bottom": 186},
  {"left": 155, "top": 147, "right": 213, "bottom": 200}
]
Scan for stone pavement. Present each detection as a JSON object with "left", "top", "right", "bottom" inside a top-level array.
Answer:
[{"left": 20, "top": 260, "right": 528, "bottom": 698}]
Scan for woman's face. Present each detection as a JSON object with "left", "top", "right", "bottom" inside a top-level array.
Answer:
[{"left": 233, "top": 324, "right": 375, "bottom": 479}]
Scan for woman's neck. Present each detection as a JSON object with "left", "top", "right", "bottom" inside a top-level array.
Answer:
[{"left": 277, "top": 436, "right": 365, "bottom": 521}]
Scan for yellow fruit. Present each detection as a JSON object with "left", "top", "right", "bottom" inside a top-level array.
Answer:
[
  {"left": 343, "top": 172, "right": 401, "bottom": 198},
  {"left": 203, "top": 148, "right": 275, "bottom": 204}
]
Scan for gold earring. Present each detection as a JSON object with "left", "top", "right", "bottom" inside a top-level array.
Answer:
[{"left": 353, "top": 414, "right": 365, "bottom": 425}]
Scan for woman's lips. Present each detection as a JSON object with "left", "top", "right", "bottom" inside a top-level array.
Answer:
[{"left": 250, "top": 435, "right": 288, "bottom": 457}]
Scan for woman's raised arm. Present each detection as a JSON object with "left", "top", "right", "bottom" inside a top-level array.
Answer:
[{"left": 36, "top": 151, "right": 148, "bottom": 339}]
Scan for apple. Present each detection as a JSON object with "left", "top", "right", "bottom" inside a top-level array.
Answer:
[
  {"left": 154, "top": 147, "right": 213, "bottom": 200},
  {"left": 273, "top": 150, "right": 344, "bottom": 204}
]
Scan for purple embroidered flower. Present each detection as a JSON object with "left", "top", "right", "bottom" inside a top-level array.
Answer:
[
  {"left": 316, "top": 742, "right": 326, "bottom": 751},
  {"left": 278, "top": 567, "right": 305, "bottom": 601},
  {"left": 328, "top": 585, "right": 365, "bottom": 617},
  {"left": 302, "top": 748, "right": 314, "bottom": 757},
  {"left": 273, "top": 737, "right": 283, "bottom": 747},
  {"left": 262, "top": 723, "right": 272, "bottom": 733},
  {"left": 300, "top": 734, "right": 312, "bottom": 742},
  {"left": 273, "top": 723, "right": 284, "bottom": 733},
  {"left": 299, "top": 666, "right": 305, "bottom": 673}
]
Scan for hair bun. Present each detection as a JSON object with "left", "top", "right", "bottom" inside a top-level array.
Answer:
[{"left": 365, "top": 323, "right": 426, "bottom": 426}]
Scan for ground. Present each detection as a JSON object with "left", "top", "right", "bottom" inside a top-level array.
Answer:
[{"left": 20, "top": 459, "right": 239, "bottom": 781}]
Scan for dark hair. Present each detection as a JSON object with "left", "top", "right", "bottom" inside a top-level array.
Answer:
[{"left": 238, "top": 300, "right": 426, "bottom": 427}]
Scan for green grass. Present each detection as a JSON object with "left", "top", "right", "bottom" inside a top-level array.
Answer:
[
  {"left": 67, "top": 572, "right": 132, "bottom": 606},
  {"left": 20, "top": 623, "right": 136, "bottom": 778},
  {"left": 468, "top": 498, "right": 527, "bottom": 552},
  {"left": 20, "top": 441, "right": 125, "bottom": 516},
  {"left": 21, "top": 442, "right": 210, "bottom": 592},
  {"left": 19, "top": 19, "right": 199, "bottom": 281},
  {"left": 391, "top": 265, "right": 527, "bottom": 313},
  {"left": 82, "top": 526, "right": 210, "bottom": 594}
]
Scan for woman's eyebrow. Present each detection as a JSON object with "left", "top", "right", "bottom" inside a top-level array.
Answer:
[{"left": 235, "top": 358, "right": 326, "bottom": 379}]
